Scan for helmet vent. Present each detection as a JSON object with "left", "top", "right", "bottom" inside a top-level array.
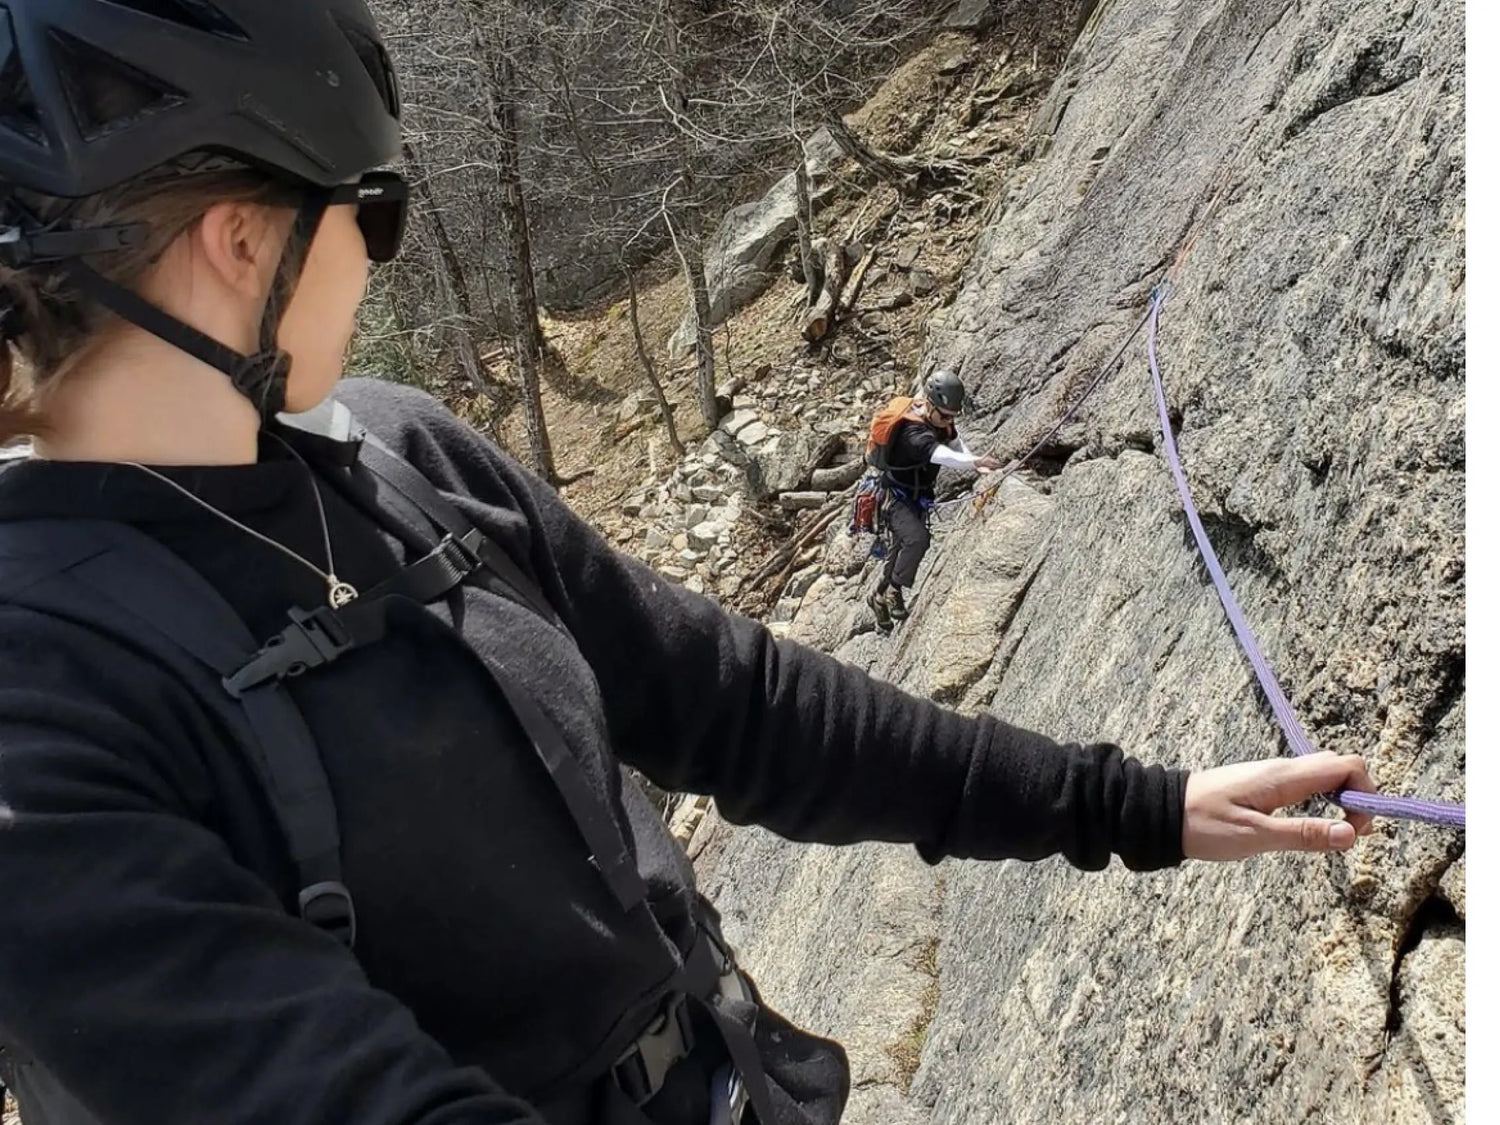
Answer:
[
  {"left": 337, "top": 21, "right": 400, "bottom": 119},
  {"left": 0, "top": 6, "right": 44, "bottom": 147},
  {"left": 50, "top": 31, "right": 187, "bottom": 142},
  {"left": 101, "top": 0, "right": 247, "bottom": 40}
]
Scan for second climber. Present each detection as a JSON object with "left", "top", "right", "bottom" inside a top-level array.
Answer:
[{"left": 864, "top": 369, "right": 1000, "bottom": 632}]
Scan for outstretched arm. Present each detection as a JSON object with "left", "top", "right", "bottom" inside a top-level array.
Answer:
[
  {"left": 344, "top": 380, "right": 1375, "bottom": 873},
  {"left": 929, "top": 440, "right": 1001, "bottom": 473}
]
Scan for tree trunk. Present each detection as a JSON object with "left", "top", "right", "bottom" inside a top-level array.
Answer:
[
  {"left": 624, "top": 263, "right": 684, "bottom": 455},
  {"left": 794, "top": 153, "right": 820, "bottom": 306},
  {"left": 466, "top": 6, "right": 556, "bottom": 482},
  {"left": 661, "top": 0, "right": 719, "bottom": 428},
  {"left": 802, "top": 238, "right": 849, "bottom": 342},
  {"left": 810, "top": 458, "right": 868, "bottom": 492},
  {"left": 494, "top": 66, "right": 547, "bottom": 365},
  {"left": 680, "top": 219, "right": 717, "bottom": 427},
  {"left": 405, "top": 142, "right": 504, "bottom": 414}
]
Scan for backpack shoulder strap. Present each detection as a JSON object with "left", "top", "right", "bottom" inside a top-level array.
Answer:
[
  {"left": 0, "top": 518, "right": 355, "bottom": 947},
  {"left": 273, "top": 411, "right": 646, "bottom": 912},
  {"left": 355, "top": 434, "right": 564, "bottom": 629},
  {"left": 279, "top": 400, "right": 563, "bottom": 632}
]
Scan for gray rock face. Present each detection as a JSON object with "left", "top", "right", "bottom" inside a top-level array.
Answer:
[
  {"left": 694, "top": 0, "right": 1465, "bottom": 1121},
  {"left": 672, "top": 127, "right": 844, "bottom": 354}
]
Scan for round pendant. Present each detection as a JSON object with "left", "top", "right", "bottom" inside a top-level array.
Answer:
[{"left": 328, "top": 580, "right": 359, "bottom": 609}]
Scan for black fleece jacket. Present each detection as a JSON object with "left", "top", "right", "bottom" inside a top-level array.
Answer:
[{"left": 0, "top": 379, "right": 1187, "bottom": 1125}]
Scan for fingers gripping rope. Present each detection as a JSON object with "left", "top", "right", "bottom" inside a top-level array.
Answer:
[{"left": 1146, "top": 285, "right": 1464, "bottom": 830}]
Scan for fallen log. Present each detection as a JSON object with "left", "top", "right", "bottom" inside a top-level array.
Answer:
[
  {"left": 810, "top": 458, "right": 866, "bottom": 492},
  {"left": 839, "top": 247, "right": 877, "bottom": 315},
  {"left": 743, "top": 497, "right": 848, "bottom": 594},
  {"left": 610, "top": 416, "right": 648, "bottom": 445},
  {"left": 779, "top": 491, "right": 830, "bottom": 511},
  {"left": 862, "top": 292, "right": 913, "bottom": 314},
  {"left": 795, "top": 432, "right": 846, "bottom": 490},
  {"left": 825, "top": 117, "right": 976, "bottom": 196},
  {"left": 801, "top": 238, "right": 849, "bottom": 343}
]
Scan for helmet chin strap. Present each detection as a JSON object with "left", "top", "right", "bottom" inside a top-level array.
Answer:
[{"left": 60, "top": 189, "right": 331, "bottom": 424}]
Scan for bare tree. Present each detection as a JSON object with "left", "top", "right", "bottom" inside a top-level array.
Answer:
[
  {"left": 658, "top": 0, "right": 719, "bottom": 428},
  {"left": 402, "top": 143, "right": 496, "bottom": 408},
  {"left": 360, "top": 0, "right": 942, "bottom": 431},
  {"left": 624, "top": 264, "right": 684, "bottom": 454},
  {"left": 462, "top": 1, "right": 556, "bottom": 482}
]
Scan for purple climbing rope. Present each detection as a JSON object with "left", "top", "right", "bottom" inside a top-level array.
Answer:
[{"left": 1146, "top": 286, "right": 1465, "bottom": 829}]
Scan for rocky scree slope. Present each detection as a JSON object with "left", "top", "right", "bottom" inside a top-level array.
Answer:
[{"left": 689, "top": 0, "right": 1465, "bottom": 1122}]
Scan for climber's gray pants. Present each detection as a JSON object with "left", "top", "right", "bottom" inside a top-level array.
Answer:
[{"left": 883, "top": 500, "right": 930, "bottom": 589}]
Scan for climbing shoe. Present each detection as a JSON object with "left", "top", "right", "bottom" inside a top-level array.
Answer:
[
  {"left": 868, "top": 590, "right": 893, "bottom": 634},
  {"left": 887, "top": 587, "right": 909, "bottom": 621}
]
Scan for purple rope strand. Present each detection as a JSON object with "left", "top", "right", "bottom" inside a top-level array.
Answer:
[{"left": 1147, "top": 287, "right": 1464, "bottom": 829}]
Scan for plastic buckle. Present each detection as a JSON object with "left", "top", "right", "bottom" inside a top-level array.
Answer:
[
  {"left": 223, "top": 606, "right": 354, "bottom": 698},
  {"left": 611, "top": 995, "right": 695, "bottom": 1106},
  {"left": 298, "top": 880, "right": 357, "bottom": 948}
]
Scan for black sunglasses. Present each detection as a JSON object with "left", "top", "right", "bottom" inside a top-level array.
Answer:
[{"left": 327, "top": 171, "right": 409, "bottom": 264}]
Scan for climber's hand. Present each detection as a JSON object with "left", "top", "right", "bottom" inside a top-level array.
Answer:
[
  {"left": 975, "top": 454, "right": 1003, "bottom": 472},
  {"left": 1182, "top": 751, "right": 1378, "bottom": 861}
]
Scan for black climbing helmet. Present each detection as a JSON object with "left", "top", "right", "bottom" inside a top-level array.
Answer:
[
  {"left": 0, "top": 0, "right": 406, "bottom": 418},
  {"left": 0, "top": 0, "right": 401, "bottom": 197},
  {"left": 924, "top": 369, "right": 966, "bottom": 416}
]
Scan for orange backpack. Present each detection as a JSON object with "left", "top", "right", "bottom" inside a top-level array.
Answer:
[{"left": 865, "top": 396, "right": 925, "bottom": 471}]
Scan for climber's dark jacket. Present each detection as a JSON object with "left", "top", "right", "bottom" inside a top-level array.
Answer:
[
  {"left": 0, "top": 378, "right": 1188, "bottom": 1124},
  {"left": 881, "top": 415, "right": 955, "bottom": 502}
]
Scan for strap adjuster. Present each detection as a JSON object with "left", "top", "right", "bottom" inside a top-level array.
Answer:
[
  {"left": 298, "top": 880, "right": 356, "bottom": 947},
  {"left": 223, "top": 606, "right": 354, "bottom": 698},
  {"left": 0, "top": 221, "right": 149, "bottom": 266},
  {"left": 439, "top": 528, "right": 485, "bottom": 574},
  {"left": 611, "top": 994, "right": 695, "bottom": 1105}
]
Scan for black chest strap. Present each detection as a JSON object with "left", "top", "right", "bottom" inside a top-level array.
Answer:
[{"left": 224, "top": 426, "right": 648, "bottom": 914}]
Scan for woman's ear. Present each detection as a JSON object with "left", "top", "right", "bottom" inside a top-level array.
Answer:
[{"left": 194, "top": 200, "right": 287, "bottom": 301}]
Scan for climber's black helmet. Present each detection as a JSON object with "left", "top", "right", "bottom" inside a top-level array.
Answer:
[
  {"left": 924, "top": 369, "right": 966, "bottom": 416},
  {"left": 0, "top": 0, "right": 406, "bottom": 418}
]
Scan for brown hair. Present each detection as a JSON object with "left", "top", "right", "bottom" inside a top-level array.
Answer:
[{"left": 0, "top": 168, "right": 303, "bottom": 446}]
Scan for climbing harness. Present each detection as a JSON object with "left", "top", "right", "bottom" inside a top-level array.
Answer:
[{"left": 1145, "top": 285, "right": 1465, "bottom": 830}]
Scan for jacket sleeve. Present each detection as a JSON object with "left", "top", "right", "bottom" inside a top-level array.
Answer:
[
  {"left": 342, "top": 379, "right": 1188, "bottom": 873},
  {"left": 929, "top": 443, "right": 980, "bottom": 471},
  {"left": 0, "top": 610, "right": 550, "bottom": 1125}
]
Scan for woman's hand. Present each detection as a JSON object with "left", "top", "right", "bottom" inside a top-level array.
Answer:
[{"left": 1183, "top": 751, "right": 1378, "bottom": 861}]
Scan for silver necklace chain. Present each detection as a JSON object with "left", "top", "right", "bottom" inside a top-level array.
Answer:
[{"left": 126, "top": 437, "right": 358, "bottom": 608}]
